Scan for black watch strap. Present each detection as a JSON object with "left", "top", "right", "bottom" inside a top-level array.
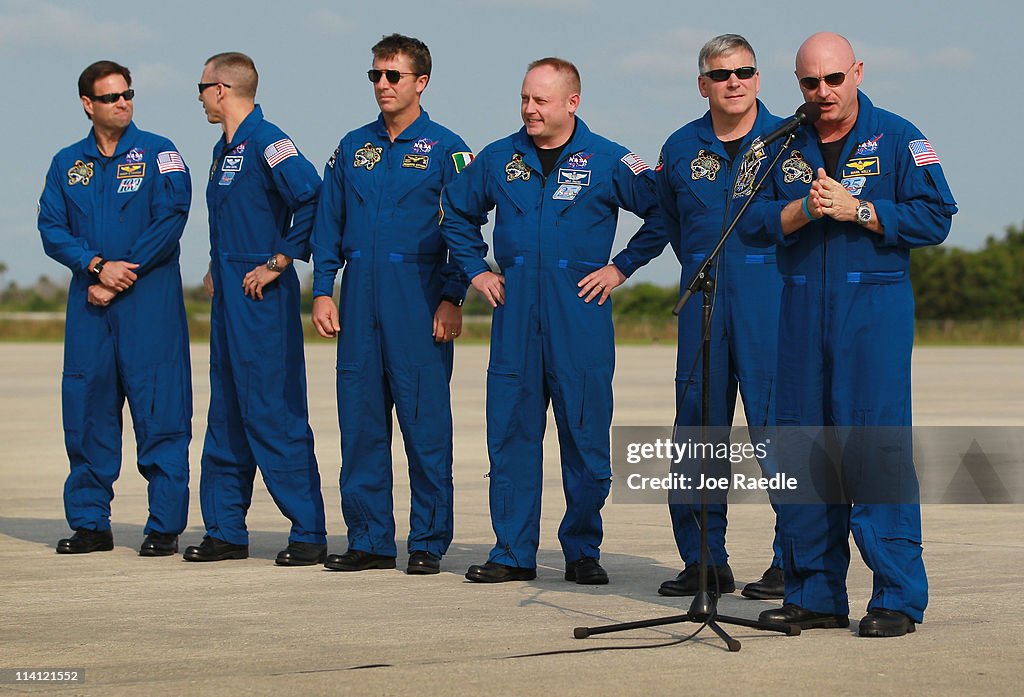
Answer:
[
  {"left": 88, "top": 259, "right": 106, "bottom": 278},
  {"left": 440, "top": 294, "right": 464, "bottom": 307}
]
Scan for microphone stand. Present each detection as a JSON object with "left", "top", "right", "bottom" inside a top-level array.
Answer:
[{"left": 573, "top": 133, "right": 801, "bottom": 651}]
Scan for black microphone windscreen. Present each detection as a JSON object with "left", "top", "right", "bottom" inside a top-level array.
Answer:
[{"left": 797, "top": 102, "right": 821, "bottom": 125}]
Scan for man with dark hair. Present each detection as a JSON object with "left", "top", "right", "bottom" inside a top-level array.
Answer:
[
  {"left": 440, "top": 57, "right": 665, "bottom": 584},
  {"left": 743, "top": 32, "right": 956, "bottom": 637},
  {"left": 652, "top": 34, "right": 786, "bottom": 600},
  {"left": 311, "top": 34, "right": 469, "bottom": 575},
  {"left": 39, "top": 60, "right": 192, "bottom": 557},
  {"left": 184, "top": 51, "right": 327, "bottom": 565}
]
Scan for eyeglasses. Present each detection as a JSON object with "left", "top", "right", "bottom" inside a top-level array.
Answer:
[
  {"left": 198, "top": 82, "right": 231, "bottom": 95},
  {"left": 90, "top": 89, "right": 134, "bottom": 104},
  {"left": 798, "top": 63, "right": 856, "bottom": 91},
  {"left": 367, "top": 69, "right": 419, "bottom": 84},
  {"left": 702, "top": 66, "right": 757, "bottom": 82}
]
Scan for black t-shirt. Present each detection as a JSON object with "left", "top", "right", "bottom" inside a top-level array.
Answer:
[
  {"left": 721, "top": 136, "right": 744, "bottom": 162},
  {"left": 533, "top": 120, "right": 577, "bottom": 177},
  {"left": 819, "top": 133, "right": 851, "bottom": 179}
]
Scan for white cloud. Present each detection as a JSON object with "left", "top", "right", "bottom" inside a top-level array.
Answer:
[
  {"left": 615, "top": 25, "right": 711, "bottom": 76},
  {"left": 132, "top": 62, "right": 187, "bottom": 91},
  {"left": 0, "top": 2, "right": 153, "bottom": 50},
  {"left": 458, "top": 0, "right": 593, "bottom": 8},
  {"left": 304, "top": 8, "right": 353, "bottom": 37},
  {"left": 853, "top": 38, "right": 975, "bottom": 72}
]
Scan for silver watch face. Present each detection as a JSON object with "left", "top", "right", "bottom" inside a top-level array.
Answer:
[
  {"left": 857, "top": 203, "right": 871, "bottom": 224},
  {"left": 266, "top": 257, "right": 278, "bottom": 271}
]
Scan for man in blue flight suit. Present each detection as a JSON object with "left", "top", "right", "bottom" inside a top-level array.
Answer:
[
  {"left": 440, "top": 57, "right": 666, "bottom": 584},
  {"left": 38, "top": 60, "right": 192, "bottom": 557},
  {"left": 183, "top": 52, "right": 327, "bottom": 565},
  {"left": 311, "top": 34, "right": 470, "bottom": 575},
  {"left": 741, "top": 33, "right": 956, "bottom": 636},
  {"left": 653, "top": 35, "right": 786, "bottom": 600}
]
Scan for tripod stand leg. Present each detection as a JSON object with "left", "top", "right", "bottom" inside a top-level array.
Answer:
[
  {"left": 573, "top": 612, "right": 691, "bottom": 639},
  {"left": 705, "top": 620, "right": 741, "bottom": 651}
]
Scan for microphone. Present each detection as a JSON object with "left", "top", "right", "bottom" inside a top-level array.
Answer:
[{"left": 753, "top": 103, "right": 821, "bottom": 148}]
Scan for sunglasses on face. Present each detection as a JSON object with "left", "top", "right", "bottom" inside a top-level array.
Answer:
[
  {"left": 90, "top": 89, "right": 134, "bottom": 104},
  {"left": 198, "top": 82, "right": 231, "bottom": 95},
  {"left": 702, "top": 66, "right": 757, "bottom": 82},
  {"left": 367, "top": 69, "right": 418, "bottom": 84},
  {"left": 798, "top": 63, "right": 856, "bottom": 91}
]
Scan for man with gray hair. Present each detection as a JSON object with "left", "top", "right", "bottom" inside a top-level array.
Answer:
[
  {"left": 184, "top": 52, "right": 327, "bottom": 565},
  {"left": 640, "top": 34, "right": 786, "bottom": 600}
]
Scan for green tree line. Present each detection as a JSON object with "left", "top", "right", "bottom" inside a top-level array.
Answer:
[{"left": 3, "top": 224, "right": 1022, "bottom": 321}]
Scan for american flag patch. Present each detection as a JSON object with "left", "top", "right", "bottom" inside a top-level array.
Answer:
[
  {"left": 156, "top": 151, "right": 186, "bottom": 174},
  {"left": 264, "top": 138, "right": 298, "bottom": 168},
  {"left": 908, "top": 139, "right": 940, "bottom": 167},
  {"left": 620, "top": 152, "right": 649, "bottom": 175}
]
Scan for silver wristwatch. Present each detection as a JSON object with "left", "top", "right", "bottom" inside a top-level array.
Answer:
[
  {"left": 266, "top": 255, "right": 283, "bottom": 272},
  {"left": 856, "top": 201, "right": 873, "bottom": 226}
]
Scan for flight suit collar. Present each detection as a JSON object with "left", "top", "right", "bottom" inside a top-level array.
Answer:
[
  {"left": 512, "top": 116, "right": 593, "bottom": 175},
  {"left": 372, "top": 108, "right": 432, "bottom": 143},
  {"left": 692, "top": 99, "right": 769, "bottom": 160},
  {"left": 221, "top": 104, "right": 264, "bottom": 154},
  {"left": 83, "top": 121, "right": 141, "bottom": 159}
]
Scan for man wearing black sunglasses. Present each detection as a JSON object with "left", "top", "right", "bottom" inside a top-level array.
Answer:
[
  {"left": 38, "top": 60, "right": 193, "bottom": 558},
  {"left": 311, "top": 34, "right": 471, "bottom": 575},
  {"left": 184, "top": 51, "right": 327, "bottom": 567},
  {"left": 741, "top": 32, "right": 957, "bottom": 637},
  {"left": 637, "top": 34, "right": 787, "bottom": 603}
]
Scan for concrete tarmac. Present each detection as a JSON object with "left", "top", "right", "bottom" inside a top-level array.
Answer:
[{"left": 1, "top": 344, "right": 1022, "bottom": 696}]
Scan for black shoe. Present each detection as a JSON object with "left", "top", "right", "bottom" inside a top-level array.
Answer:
[
  {"left": 323, "top": 549, "right": 396, "bottom": 571},
  {"left": 565, "top": 557, "right": 609, "bottom": 585},
  {"left": 275, "top": 541, "right": 327, "bottom": 566},
  {"left": 182, "top": 536, "right": 248, "bottom": 562},
  {"left": 858, "top": 609, "right": 916, "bottom": 637},
  {"left": 741, "top": 566, "right": 785, "bottom": 599},
  {"left": 758, "top": 603, "right": 850, "bottom": 629},
  {"left": 139, "top": 532, "right": 178, "bottom": 557},
  {"left": 56, "top": 529, "right": 114, "bottom": 554},
  {"left": 658, "top": 563, "right": 736, "bottom": 596},
  {"left": 465, "top": 561, "right": 537, "bottom": 583},
  {"left": 406, "top": 550, "right": 441, "bottom": 575}
]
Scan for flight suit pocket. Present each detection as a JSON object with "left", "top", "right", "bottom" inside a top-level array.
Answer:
[
  {"left": 337, "top": 363, "right": 363, "bottom": 435},
  {"left": 145, "top": 361, "right": 190, "bottom": 437},
  {"left": 486, "top": 365, "right": 521, "bottom": 447},
  {"left": 61, "top": 371, "right": 86, "bottom": 435},
  {"left": 573, "top": 367, "right": 612, "bottom": 479},
  {"left": 243, "top": 362, "right": 287, "bottom": 435},
  {"left": 411, "top": 364, "right": 449, "bottom": 424}
]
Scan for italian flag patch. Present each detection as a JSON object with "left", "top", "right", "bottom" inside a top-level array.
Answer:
[{"left": 452, "top": 151, "right": 474, "bottom": 173}]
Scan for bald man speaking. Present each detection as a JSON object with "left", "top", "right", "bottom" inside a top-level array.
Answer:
[{"left": 740, "top": 32, "right": 956, "bottom": 637}]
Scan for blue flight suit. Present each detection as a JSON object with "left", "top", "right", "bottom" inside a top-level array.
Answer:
[
  {"left": 38, "top": 122, "right": 192, "bottom": 536},
  {"left": 654, "top": 102, "right": 784, "bottom": 569},
  {"left": 202, "top": 105, "right": 326, "bottom": 546},
  {"left": 440, "top": 118, "right": 665, "bottom": 568},
  {"left": 311, "top": 111, "right": 470, "bottom": 558},
  {"left": 740, "top": 92, "right": 956, "bottom": 622}
]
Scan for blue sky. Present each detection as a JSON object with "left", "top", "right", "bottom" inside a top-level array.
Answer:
[{"left": 2, "top": 0, "right": 1013, "bottom": 287}]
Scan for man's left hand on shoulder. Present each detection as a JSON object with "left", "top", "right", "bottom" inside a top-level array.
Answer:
[{"left": 578, "top": 264, "right": 626, "bottom": 305}]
